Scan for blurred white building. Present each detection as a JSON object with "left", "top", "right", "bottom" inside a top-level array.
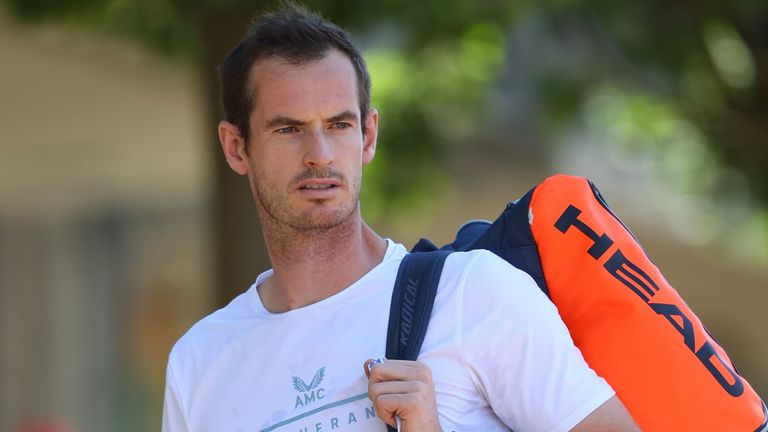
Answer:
[{"left": 0, "top": 11, "right": 210, "bottom": 431}]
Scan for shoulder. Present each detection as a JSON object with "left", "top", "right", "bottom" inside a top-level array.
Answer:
[
  {"left": 444, "top": 249, "right": 537, "bottom": 283},
  {"left": 441, "top": 250, "right": 615, "bottom": 430},
  {"left": 437, "top": 249, "right": 580, "bottom": 364},
  {"left": 167, "top": 288, "right": 255, "bottom": 371},
  {"left": 440, "top": 249, "right": 547, "bottom": 307},
  {"left": 432, "top": 249, "right": 559, "bottom": 342}
]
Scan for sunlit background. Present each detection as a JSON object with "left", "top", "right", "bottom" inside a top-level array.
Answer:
[{"left": 1, "top": 0, "right": 766, "bottom": 430}]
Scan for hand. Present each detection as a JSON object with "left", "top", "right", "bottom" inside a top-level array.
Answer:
[{"left": 363, "top": 358, "right": 441, "bottom": 432}]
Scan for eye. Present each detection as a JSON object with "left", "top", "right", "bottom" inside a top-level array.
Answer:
[
  {"left": 332, "top": 122, "right": 352, "bottom": 130},
  {"left": 275, "top": 126, "right": 298, "bottom": 134}
]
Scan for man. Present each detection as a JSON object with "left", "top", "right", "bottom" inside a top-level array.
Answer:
[{"left": 162, "top": 4, "right": 639, "bottom": 431}]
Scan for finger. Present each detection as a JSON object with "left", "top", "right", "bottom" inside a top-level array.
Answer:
[
  {"left": 371, "top": 393, "right": 419, "bottom": 428},
  {"left": 368, "top": 380, "right": 425, "bottom": 407},
  {"left": 370, "top": 359, "right": 420, "bottom": 367},
  {"left": 368, "top": 361, "right": 433, "bottom": 384},
  {"left": 368, "top": 358, "right": 428, "bottom": 371},
  {"left": 363, "top": 358, "right": 375, "bottom": 379},
  {"left": 374, "top": 396, "right": 399, "bottom": 429},
  {"left": 364, "top": 357, "right": 388, "bottom": 379}
]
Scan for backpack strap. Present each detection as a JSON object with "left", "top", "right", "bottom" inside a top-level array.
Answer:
[
  {"left": 384, "top": 251, "right": 450, "bottom": 432},
  {"left": 386, "top": 251, "right": 451, "bottom": 361}
]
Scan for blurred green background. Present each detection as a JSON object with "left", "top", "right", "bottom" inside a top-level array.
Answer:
[{"left": 1, "top": 0, "right": 766, "bottom": 430}]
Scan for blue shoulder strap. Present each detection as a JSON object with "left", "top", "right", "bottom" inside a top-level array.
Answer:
[
  {"left": 383, "top": 187, "right": 547, "bottom": 432},
  {"left": 384, "top": 250, "right": 450, "bottom": 432},
  {"left": 385, "top": 251, "right": 451, "bottom": 361},
  {"left": 386, "top": 187, "right": 546, "bottom": 364}
]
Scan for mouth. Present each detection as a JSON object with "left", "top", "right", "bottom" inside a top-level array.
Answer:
[
  {"left": 296, "top": 180, "right": 341, "bottom": 190},
  {"left": 295, "top": 179, "right": 342, "bottom": 197},
  {"left": 299, "top": 183, "right": 338, "bottom": 190}
]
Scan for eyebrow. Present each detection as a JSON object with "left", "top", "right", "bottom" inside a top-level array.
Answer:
[
  {"left": 327, "top": 110, "right": 359, "bottom": 124},
  {"left": 263, "top": 110, "right": 359, "bottom": 131},
  {"left": 264, "top": 115, "right": 305, "bottom": 131}
]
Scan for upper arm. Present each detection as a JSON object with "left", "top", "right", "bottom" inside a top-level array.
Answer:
[
  {"left": 570, "top": 395, "right": 640, "bottom": 432},
  {"left": 456, "top": 251, "right": 618, "bottom": 430}
]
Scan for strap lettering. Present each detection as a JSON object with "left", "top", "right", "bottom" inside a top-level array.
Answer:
[{"left": 399, "top": 278, "right": 418, "bottom": 347}]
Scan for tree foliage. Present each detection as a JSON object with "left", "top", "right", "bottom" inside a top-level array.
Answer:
[
  {"left": 6, "top": 0, "right": 766, "bottom": 211},
  {"left": 5, "top": 0, "right": 768, "bottom": 268}
]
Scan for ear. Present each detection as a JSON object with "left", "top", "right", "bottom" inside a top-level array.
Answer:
[
  {"left": 362, "top": 108, "right": 379, "bottom": 166},
  {"left": 219, "top": 120, "right": 249, "bottom": 175}
]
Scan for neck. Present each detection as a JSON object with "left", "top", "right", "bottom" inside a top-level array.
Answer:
[{"left": 257, "top": 209, "right": 387, "bottom": 313}]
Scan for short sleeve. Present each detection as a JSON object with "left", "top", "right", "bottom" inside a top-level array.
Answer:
[
  {"left": 456, "top": 251, "right": 615, "bottom": 431},
  {"left": 162, "top": 355, "right": 190, "bottom": 432}
]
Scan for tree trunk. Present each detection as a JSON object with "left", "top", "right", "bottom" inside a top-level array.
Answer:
[{"left": 196, "top": 6, "right": 270, "bottom": 308}]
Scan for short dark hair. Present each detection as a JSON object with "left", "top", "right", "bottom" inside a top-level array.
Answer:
[{"left": 219, "top": 3, "right": 371, "bottom": 142}]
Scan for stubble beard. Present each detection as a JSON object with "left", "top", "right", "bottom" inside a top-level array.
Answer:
[{"left": 251, "top": 168, "right": 362, "bottom": 235}]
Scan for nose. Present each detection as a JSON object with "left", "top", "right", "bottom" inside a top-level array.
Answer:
[{"left": 302, "top": 129, "right": 334, "bottom": 168}]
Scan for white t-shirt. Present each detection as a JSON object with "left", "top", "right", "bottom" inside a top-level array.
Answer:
[{"left": 162, "top": 240, "right": 613, "bottom": 432}]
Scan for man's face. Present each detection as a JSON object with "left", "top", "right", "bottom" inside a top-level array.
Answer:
[{"left": 240, "top": 49, "right": 377, "bottom": 232}]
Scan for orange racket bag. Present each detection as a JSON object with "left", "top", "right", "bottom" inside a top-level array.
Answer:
[{"left": 390, "top": 174, "right": 766, "bottom": 431}]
